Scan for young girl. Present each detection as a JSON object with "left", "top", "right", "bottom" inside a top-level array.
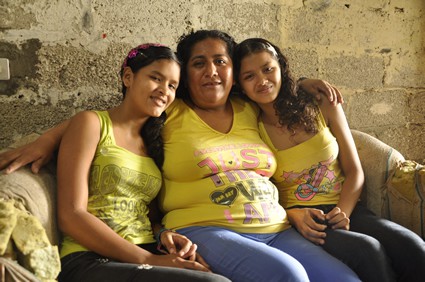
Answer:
[
  {"left": 56, "top": 43, "right": 229, "bottom": 282},
  {"left": 234, "top": 38, "right": 425, "bottom": 282}
]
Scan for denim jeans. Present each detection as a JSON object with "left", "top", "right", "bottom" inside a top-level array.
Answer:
[
  {"left": 58, "top": 243, "right": 230, "bottom": 282},
  {"left": 178, "top": 226, "right": 360, "bottom": 282}
]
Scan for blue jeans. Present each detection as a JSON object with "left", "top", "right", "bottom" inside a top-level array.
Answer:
[{"left": 178, "top": 226, "right": 360, "bottom": 282}]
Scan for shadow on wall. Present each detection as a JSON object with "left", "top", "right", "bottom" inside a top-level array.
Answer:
[{"left": 0, "top": 39, "right": 42, "bottom": 96}]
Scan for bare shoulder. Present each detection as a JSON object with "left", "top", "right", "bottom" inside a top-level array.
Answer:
[
  {"left": 69, "top": 111, "right": 100, "bottom": 128},
  {"left": 72, "top": 110, "right": 98, "bottom": 121},
  {"left": 63, "top": 111, "right": 102, "bottom": 141},
  {"left": 61, "top": 111, "right": 102, "bottom": 154}
]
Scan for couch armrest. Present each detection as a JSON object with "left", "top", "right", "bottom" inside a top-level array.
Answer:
[
  {"left": 0, "top": 166, "right": 59, "bottom": 246},
  {"left": 0, "top": 134, "right": 59, "bottom": 246},
  {"left": 351, "top": 129, "right": 405, "bottom": 218}
]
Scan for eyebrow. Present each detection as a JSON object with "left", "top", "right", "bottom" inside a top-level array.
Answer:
[
  {"left": 190, "top": 54, "right": 228, "bottom": 61},
  {"left": 240, "top": 61, "right": 273, "bottom": 75},
  {"left": 150, "top": 70, "right": 179, "bottom": 84},
  {"left": 150, "top": 70, "right": 165, "bottom": 77}
]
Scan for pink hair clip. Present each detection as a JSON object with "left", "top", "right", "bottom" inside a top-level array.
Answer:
[
  {"left": 127, "top": 49, "right": 139, "bottom": 59},
  {"left": 121, "top": 43, "right": 168, "bottom": 69}
]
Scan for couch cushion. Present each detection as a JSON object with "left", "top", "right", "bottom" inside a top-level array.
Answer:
[
  {"left": 351, "top": 130, "right": 405, "bottom": 218},
  {"left": 387, "top": 161, "right": 425, "bottom": 239}
]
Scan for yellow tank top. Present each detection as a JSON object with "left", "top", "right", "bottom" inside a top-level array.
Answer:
[
  {"left": 60, "top": 111, "right": 162, "bottom": 257},
  {"left": 159, "top": 98, "right": 290, "bottom": 234},
  {"left": 259, "top": 110, "right": 344, "bottom": 208}
]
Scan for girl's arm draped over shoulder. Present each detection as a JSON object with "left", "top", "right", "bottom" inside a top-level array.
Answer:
[
  {"left": 0, "top": 85, "right": 339, "bottom": 175},
  {"left": 298, "top": 79, "right": 344, "bottom": 105},
  {"left": 0, "top": 119, "right": 70, "bottom": 174}
]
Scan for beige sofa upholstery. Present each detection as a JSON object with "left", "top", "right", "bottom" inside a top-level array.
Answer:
[
  {"left": 0, "top": 130, "right": 421, "bottom": 281},
  {"left": 350, "top": 130, "right": 405, "bottom": 217}
]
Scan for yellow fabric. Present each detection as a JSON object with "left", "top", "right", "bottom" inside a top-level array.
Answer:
[
  {"left": 387, "top": 160, "right": 425, "bottom": 239},
  {"left": 259, "top": 110, "right": 344, "bottom": 208},
  {"left": 60, "top": 111, "right": 161, "bottom": 257},
  {"left": 159, "top": 98, "right": 290, "bottom": 234}
]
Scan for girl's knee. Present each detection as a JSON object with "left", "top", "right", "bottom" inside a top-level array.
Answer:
[
  {"left": 266, "top": 257, "right": 309, "bottom": 282},
  {"left": 359, "top": 235, "right": 385, "bottom": 254}
]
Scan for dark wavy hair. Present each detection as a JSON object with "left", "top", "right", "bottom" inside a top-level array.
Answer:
[
  {"left": 120, "top": 44, "right": 180, "bottom": 168},
  {"left": 234, "top": 38, "right": 319, "bottom": 134},
  {"left": 175, "top": 29, "right": 237, "bottom": 100}
]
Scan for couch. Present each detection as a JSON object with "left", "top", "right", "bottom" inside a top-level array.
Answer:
[{"left": 0, "top": 130, "right": 423, "bottom": 281}]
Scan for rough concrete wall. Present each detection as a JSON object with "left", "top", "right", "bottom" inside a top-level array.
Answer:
[
  {"left": 0, "top": 0, "right": 423, "bottom": 162},
  {"left": 279, "top": 0, "right": 425, "bottom": 163}
]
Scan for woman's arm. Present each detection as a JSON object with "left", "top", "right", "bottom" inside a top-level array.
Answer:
[
  {"left": 319, "top": 99, "right": 365, "bottom": 230},
  {"left": 298, "top": 78, "right": 344, "bottom": 105},
  {"left": 0, "top": 119, "right": 70, "bottom": 174},
  {"left": 0, "top": 78, "right": 337, "bottom": 174}
]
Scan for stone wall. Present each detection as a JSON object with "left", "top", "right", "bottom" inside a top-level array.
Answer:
[{"left": 0, "top": 0, "right": 424, "bottom": 162}]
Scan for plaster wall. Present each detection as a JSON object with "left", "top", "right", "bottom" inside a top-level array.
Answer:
[{"left": 0, "top": 0, "right": 424, "bottom": 162}]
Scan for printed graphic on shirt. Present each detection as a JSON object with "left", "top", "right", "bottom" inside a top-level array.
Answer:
[
  {"left": 196, "top": 143, "right": 274, "bottom": 185},
  {"left": 280, "top": 156, "right": 341, "bottom": 202},
  {"left": 195, "top": 143, "right": 283, "bottom": 225},
  {"left": 209, "top": 177, "right": 278, "bottom": 205},
  {"left": 88, "top": 164, "right": 161, "bottom": 235},
  {"left": 209, "top": 177, "right": 282, "bottom": 224}
]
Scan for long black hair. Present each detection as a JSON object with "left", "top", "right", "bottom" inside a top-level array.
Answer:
[
  {"left": 120, "top": 44, "right": 180, "bottom": 168},
  {"left": 234, "top": 38, "right": 319, "bottom": 134}
]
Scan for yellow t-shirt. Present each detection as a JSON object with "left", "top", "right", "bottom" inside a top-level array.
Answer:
[
  {"left": 60, "top": 111, "right": 162, "bottom": 257},
  {"left": 159, "top": 98, "right": 290, "bottom": 234},
  {"left": 259, "top": 110, "right": 344, "bottom": 208}
]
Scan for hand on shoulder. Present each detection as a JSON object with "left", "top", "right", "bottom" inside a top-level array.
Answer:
[{"left": 298, "top": 78, "right": 344, "bottom": 105}]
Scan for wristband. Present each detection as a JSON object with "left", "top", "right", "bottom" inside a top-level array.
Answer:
[{"left": 155, "top": 227, "right": 171, "bottom": 245}]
